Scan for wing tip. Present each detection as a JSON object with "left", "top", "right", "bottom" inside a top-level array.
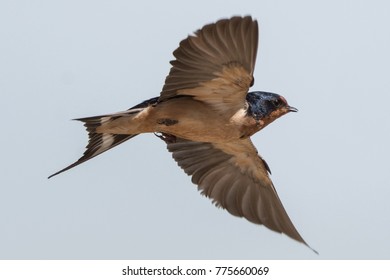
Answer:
[{"left": 311, "top": 247, "right": 319, "bottom": 255}]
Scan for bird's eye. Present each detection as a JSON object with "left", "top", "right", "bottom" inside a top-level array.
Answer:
[{"left": 271, "top": 99, "right": 281, "bottom": 108}]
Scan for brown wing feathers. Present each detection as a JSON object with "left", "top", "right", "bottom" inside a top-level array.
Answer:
[
  {"left": 160, "top": 16, "right": 258, "bottom": 101},
  {"left": 167, "top": 138, "right": 312, "bottom": 249}
]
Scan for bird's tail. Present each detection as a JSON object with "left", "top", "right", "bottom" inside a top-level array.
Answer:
[{"left": 48, "top": 97, "right": 159, "bottom": 178}]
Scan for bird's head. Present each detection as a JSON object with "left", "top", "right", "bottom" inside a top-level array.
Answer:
[{"left": 246, "top": 91, "right": 297, "bottom": 125}]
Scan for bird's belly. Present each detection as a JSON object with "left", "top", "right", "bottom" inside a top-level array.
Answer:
[
  {"left": 157, "top": 119, "right": 239, "bottom": 143},
  {"left": 149, "top": 99, "right": 261, "bottom": 143}
]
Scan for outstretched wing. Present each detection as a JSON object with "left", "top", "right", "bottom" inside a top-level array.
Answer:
[
  {"left": 160, "top": 16, "right": 258, "bottom": 113},
  {"left": 166, "top": 137, "right": 313, "bottom": 249}
]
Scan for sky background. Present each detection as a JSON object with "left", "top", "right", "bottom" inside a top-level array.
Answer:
[{"left": 1, "top": 0, "right": 390, "bottom": 259}]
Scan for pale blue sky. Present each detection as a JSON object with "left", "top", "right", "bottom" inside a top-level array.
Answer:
[{"left": 1, "top": 0, "right": 390, "bottom": 259}]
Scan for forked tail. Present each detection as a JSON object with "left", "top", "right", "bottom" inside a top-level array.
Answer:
[{"left": 48, "top": 97, "right": 159, "bottom": 178}]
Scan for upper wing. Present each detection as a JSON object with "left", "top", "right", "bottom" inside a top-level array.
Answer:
[
  {"left": 166, "top": 137, "right": 313, "bottom": 249},
  {"left": 159, "top": 16, "right": 258, "bottom": 113}
]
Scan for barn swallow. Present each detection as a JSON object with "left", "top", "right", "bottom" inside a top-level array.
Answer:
[{"left": 49, "top": 16, "right": 316, "bottom": 253}]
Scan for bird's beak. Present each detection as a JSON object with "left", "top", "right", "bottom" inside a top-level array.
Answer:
[{"left": 287, "top": 106, "right": 298, "bottom": 113}]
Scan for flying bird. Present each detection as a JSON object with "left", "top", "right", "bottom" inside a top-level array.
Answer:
[{"left": 49, "top": 16, "right": 316, "bottom": 252}]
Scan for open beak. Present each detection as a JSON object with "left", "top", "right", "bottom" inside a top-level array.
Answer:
[{"left": 287, "top": 106, "right": 298, "bottom": 113}]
